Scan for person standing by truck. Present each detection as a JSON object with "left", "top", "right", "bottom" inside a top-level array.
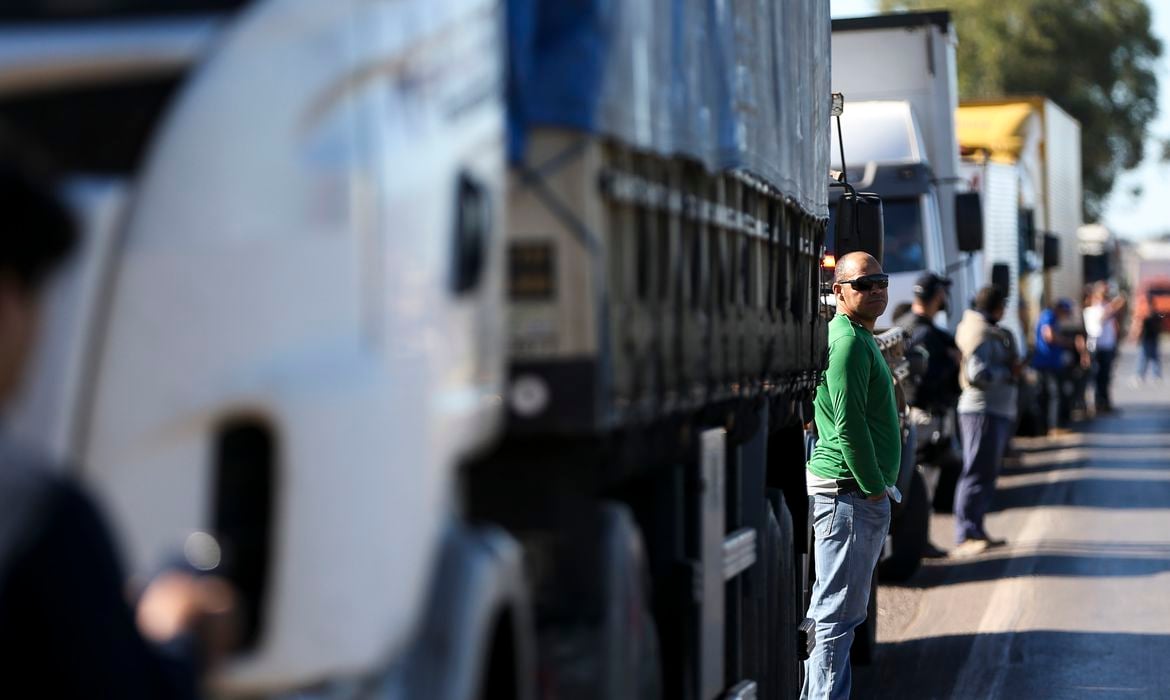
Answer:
[
  {"left": 1032, "top": 299, "right": 1086, "bottom": 435},
  {"left": 952, "top": 285, "right": 1019, "bottom": 556},
  {"left": 1082, "top": 282, "right": 1126, "bottom": 414},
  {"left": 895, "top": 272, "right": 961, "bottom": 554},
  {"left": 895, "top": 272, "right": 961, "bottom": 448},
  {"left": 1132, "top": 295, "right": 1164, "bottom": 384},
  {"left": 805, "top": 251, "right": 899, "bottom": 700},
  {"left": 895, "top": 272, "right": 962, "bottom": 412}
]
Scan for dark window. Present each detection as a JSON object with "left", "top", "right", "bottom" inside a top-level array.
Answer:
[
  {"left": 0, "top": 1, "right": 248, "bottom": 21},
  {"left": 880, "top": 198, "right": 926, "bottom": 274},
  {"left": 213, "top": 419, "right": 276, "bottom": 650}
]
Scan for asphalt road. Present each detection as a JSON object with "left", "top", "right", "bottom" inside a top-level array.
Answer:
[{"left": 854, "top": 344, "right": 1170, "bottom": 699}]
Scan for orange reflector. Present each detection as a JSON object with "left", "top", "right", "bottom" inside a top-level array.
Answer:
[{"left": 822, "top": 254, "right": 836, "bottom": 269}]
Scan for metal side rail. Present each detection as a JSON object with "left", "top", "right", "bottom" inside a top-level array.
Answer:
[
  {"left": 722, "top": 527, "right": 757, "bottom": 581},
  {"left": 724, "top": 680, "right": 758, "bottom": 700}
]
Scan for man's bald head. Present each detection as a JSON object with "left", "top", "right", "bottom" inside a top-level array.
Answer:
[
  {"left": 832, "top": 251, "right": 887, "bottom": 329},
  {"left": 835, "top": 251, "right": 881, "bottom": 284}
]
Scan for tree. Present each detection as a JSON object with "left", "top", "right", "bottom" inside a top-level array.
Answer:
[{"left": 880, "top": 0, "right": 1162, "bottom": 222}]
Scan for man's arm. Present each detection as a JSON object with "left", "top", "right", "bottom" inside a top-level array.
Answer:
[
  {"left": 964, "top": 339, "right": 1013, "bottom": 389},
  {"left": 1104, "top": 295, "right": 1127, "bottom": 320},
  {"left": 825, "top": 336, "right": 885, "bottom": 495},
  {"left": 6, "top": 479, "right": 198, "bottom": 699},
  {"left": 1041, "top": 322, "right": 1062, "bottom": 346}
]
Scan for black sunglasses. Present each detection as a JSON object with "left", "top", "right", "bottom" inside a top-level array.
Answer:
[{"left": 839, "top": 274, "right": 889, "bottom": 292}]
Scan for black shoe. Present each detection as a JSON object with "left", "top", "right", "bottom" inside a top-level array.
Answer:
[{"left": 922, "top": 542, "right": 949, "bottom": 559}]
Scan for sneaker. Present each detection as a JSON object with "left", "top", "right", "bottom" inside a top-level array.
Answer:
[
  {"left": 1048, "top": 427, "right": 1075, "bottom": 437},
  {"left": 950, "top": 539, "right": 991, "bottom": 558}
]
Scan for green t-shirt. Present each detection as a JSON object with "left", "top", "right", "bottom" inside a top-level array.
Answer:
[{"left": 808, "top": 314, "right": 902, "bottom": 495}]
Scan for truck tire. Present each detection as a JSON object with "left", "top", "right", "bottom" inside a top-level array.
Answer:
[
  {"left": 535, "top": 503, "right": 661, "bottom": 700},
  {"left": 849, "top": 567, "right": 879, "bottom": 666},
  {"left": 879, "top": 469, "right": 929, "bottom": 582}
]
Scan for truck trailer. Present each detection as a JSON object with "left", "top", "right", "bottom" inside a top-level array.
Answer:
[
  {"left": 957, "top": 97, "right": 1084, "bottom": 337},
  {"left": 1, "top": 0, "right": 871, "bottom": 698}
]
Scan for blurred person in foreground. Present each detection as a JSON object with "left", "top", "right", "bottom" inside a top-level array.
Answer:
[
  {"left": 1031, "top": 298, "right": 1088, "bottom": 436},
  {"left": 1082, "top": 282, "right": 1125, "bottom": 414},
  {"left": 1131, "top": 294, "right": 1164, "bottom": 385},
  {"left": 804, "top": 251, "right": 898, "bottom": 700},
  {"left": 952, "top": 285, "right": 1019, "bottom": 557},
  {"left": 0, "top": 161, "right": 237, "bottom": 697}
]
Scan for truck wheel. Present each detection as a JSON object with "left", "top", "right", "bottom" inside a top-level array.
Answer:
[
  {"left": 535, "top": 503, "right": 661, "bottom": 700},
  {"left": 849, "top": 567, "right": 879, "bottom": 666},
  {"left": 879, "top": 469, "right": 929, "bottom": 582}
]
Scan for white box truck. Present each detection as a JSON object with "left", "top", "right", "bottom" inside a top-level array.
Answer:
[
  {"left": 958, "top": 97, "right": 1084, "bottom": 339},
  {"left": 830, "top": 11, "right": 983, "bottom": 329},
  {"left": 1, "top": 0, "right": 864, "bottom": 697}
]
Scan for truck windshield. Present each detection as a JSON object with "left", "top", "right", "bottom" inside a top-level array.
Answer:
[
  {"left": 881, "top": 198, "right": 925, "bottom": 273},
  {"left": 826, "top": 197, "right": 925, "bottom": 274}
]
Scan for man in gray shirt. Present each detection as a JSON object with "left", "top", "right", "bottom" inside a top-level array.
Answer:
[{"left": 952, "top": 285, "right": 1020, "bottom": 556}]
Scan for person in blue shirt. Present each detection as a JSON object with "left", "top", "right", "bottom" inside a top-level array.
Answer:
[{"left": 1031, "top": 299, "right": 1088, "bottom": 435}]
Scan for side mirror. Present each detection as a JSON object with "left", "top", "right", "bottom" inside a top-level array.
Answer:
[
  {"left": 955, "top": 192, "right": 984, "bottom": 253},
  {"left": 1018, "top": 208, "right": 1036, "bottom": 251},
  {"left": 833, "top": 189, "right": 884, "bottom": 264},
  {"left": 1043, "top": 233, "right": 1060, "bottom": 270},
  {"left": 991, "top": 262, "right": 1011, "bottom": 294}
]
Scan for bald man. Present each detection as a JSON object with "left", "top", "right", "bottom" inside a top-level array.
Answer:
[{"left": 803, "top": 252, "right": 900, "bottom": 700}]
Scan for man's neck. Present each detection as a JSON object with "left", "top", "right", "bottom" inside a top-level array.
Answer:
[
  {"left": 912, "top": 303, "right": 936, "bottom": 318},
  {"left": 845, "top": 311, "right": 876, "bottom": 332}
]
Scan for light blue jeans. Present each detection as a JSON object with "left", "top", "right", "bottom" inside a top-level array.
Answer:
[
  {"left": 1137, "top": 341, "right": 1162, "bottom": 380},
  {"left": 801, "top": 492, "right": 891, "bottom": 700}
]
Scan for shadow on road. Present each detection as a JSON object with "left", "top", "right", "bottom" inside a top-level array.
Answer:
[
  {"left": 895, "top": 539, "right": 1170, "bottom": 588},
  {"left": 989, "top": 476, "right": 1170, "bottom": 512},
  {"left": 853, "top": 630, "right": 1170, "bottom": 699}
]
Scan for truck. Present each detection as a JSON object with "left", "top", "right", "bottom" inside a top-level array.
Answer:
[
  {"left": 957, "top": 97, "right": 1085, "bottom": 339},
  {"left": 1079, "top": 224, "right": 1121, "bottom": 290},
  {"left": 955, "top": 114, "right": 1042, "bottom": 351},
  {"left": 2, "top": 0, "right": 872, "bottom": 698},
  {"left": 829, "top": 11, "right": 984, "bottom": 330}
]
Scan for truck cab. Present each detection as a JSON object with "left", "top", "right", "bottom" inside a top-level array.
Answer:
[
  {"left": 829, "top": 100, "right": 949, "bottom": 327},
  {"left": 3, "top": 1, "right": 533, "bottom": 696}
]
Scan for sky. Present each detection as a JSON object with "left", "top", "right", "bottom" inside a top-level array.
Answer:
[{"left": 829, "top": 0, "right": 1170, "bottom": 241}]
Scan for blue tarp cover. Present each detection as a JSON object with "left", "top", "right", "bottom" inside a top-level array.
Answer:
[{"left": 507, "top": 0, "right": 831, "bottom": 218}]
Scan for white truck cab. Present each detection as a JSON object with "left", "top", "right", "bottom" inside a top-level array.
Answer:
[
  {"left": 5, "top": 1, "right": 530, "bottom": 695},
  {"left": 829, "top": 100, "right": 949, "bottom": 327},
  {"left": 831, "top": 11, "right": 983, "bottom": 330}
]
